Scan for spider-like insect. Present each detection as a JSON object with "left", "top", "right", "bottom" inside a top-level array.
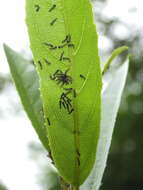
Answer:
[{"left": 50, "top": 69, "right": 72, "bottom": 86}]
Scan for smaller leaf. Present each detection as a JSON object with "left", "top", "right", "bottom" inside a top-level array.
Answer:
[
  {"left": 81, "top": 58, "right": 129, "bottom": 190},
  {"left": 3, "top": 44, "right": 50, "bottom": 151},
  {"left": 102, "top": 46, "right": 128, "bottom": 74}
]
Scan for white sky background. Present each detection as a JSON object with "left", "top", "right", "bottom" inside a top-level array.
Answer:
[{"left": 0, "top": 0, "right": 143, "bottom": 189}]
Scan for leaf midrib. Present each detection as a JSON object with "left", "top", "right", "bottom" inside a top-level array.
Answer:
[{"left": 60, "top": 0, "right": 81, "bottom": 186}]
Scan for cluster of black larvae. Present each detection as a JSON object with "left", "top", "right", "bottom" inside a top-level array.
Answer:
[
  {"left": 59, "top": 88, "right": 77, "bottom": 114},
  {"left": 50, "top": 69, "right": 76, "bottom": 114},
  {"left": 45, "top": 23, "right": 76, "bottom": 114},
  {"left": 35, "top": 3, "right": 75, "bottom": 69},
  {"left": 34, "top": 2, "right": 86, "bottom": 166},
  {"left": 43, "top": 33, "right": 74, "bottom": 63},
  {"left": 34, "top": 3, "right": 86, "bottom": 116}
]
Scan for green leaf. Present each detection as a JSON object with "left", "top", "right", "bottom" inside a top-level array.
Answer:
[
  {"left": 26, "top": 0, "right": 102, "bottom": 186},
  {"left": 102, "top": 46, "right": 128, "bottom": 74},
  {"left": 81, "top": 58, "right": 129, "bottom": 190},
  {"left": 3, "top": 44, "right": 50, "bottom": 151}
]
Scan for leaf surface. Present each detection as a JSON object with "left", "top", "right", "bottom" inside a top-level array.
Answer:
[
  {"left": 4, "top": 44, "right": 49, "bottom": 151},
  {"left": 81, "top": 59, "right": 129, "bottom": 190},
  {"left": 26, "top": 0, "right": 102, "bottom": 186}
]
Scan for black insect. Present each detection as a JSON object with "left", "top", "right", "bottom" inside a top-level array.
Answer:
[
  {"left": 80, "top": 74, "right": 86, "bottom": 80},
  {"left": 62, "top": 35, "right": 68, "bottom": 43},
  {"left": 73, "top": 89, "right": 77, "bottom": 98},
  {"left": 64, "top": 88, "right": 77, "bottom": 98},
  {"left": 73, "top": 130, "right": 80, "bottom": 135},
  {"left": 34, "top": 4, "right": 40, "bottom": 12},
  {"left": 59, "top": 51, "right": 71, "bottom": 62},
  {"left": 59, "top": 51, "right": 64, "bottom": 61},
  {"left": 43, "top": 42, "right": 57, "bottom": 50},
  {"left": 59, "top": 93, "right": 72, "bottom": 108},
  {"left": 44, "top": 58, "right": 51, "bottom": 65},
  {"left": 43, "top": 42, "right": 54, "bottom": 48},
  {"left": 67, "top": 35, "right": 71, "bottom": 43},
  {"left": 50, "top": 69, "right": 72, "bottom": 86},
  {"left": 50, "top": 18, "right": 58, "bottom": 25},
  {"left": 76, "top": 149, "right": 80, "bottom": 157},
  {"left": 68, "top": 108, "right": 74, "bottom": 114},
  {"left": 49, "top": 46, "right": 57, "bottom": 50},
  {"left": 59, "top": 93, "right": 73, "bottom": 114},
  {"left": 47, "top": 118, "right": 51, "bottom": 126},
  {"left": 58, "top": 43, "right": 68, "bottom": 49},
  {"left": 77, "top": 157, "right": 80, "bottom": 166},
  {"left": 48, "top": 4, "right": 56, "bottom": 12},
  {"left": 62, "top": 34, "right": 71, "bottom": 44},
  {"left": 60, "top": 34, "right": 75, "bottom": 50},
  {"left": 38, "top": 61, "right": 42, "bottom": 69},
  {"left": 68, "top": 44, "right": 75, "bottom": 48}
]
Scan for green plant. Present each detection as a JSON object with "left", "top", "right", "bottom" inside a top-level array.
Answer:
[{"left": 3, "top": 0, "right": 129, "bottom": 190}]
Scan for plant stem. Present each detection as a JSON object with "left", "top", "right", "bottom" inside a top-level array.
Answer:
[
  {"left": 60, "top": 177, "right": 70, "bottom": 190},
  {"left": 71, "top": 185, "right": 79, "bottom": 190}
]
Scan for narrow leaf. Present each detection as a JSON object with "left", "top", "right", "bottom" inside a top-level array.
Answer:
[
  {"left": 102, "top": 46, "right": 128, "bottom": 74},
  {"left": 4, "top": 44, "right": 50, "bottom": 151},
  {"left": 81, "top": 59, "right": 129, "bottom": 190},
  {"left": 26, "top": 0, "right": 102, "bottom": 186}
]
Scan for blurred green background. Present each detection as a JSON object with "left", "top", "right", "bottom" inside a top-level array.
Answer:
[{"left": 0, "top": 0, "right": 143, "bottom": 189}]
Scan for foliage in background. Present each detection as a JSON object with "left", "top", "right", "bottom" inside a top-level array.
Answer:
[
  {"left": 94, "top": 0, "right": 143, "bottom": 190},
  {"left": 0, "top": 75, "right": 11, "bottom": 92}
]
